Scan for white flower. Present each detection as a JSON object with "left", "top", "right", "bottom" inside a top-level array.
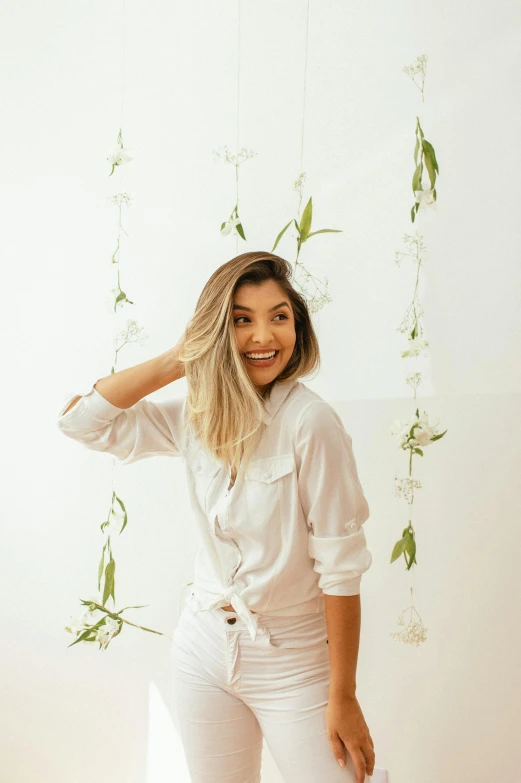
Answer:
[
  {"left": 65, "top": 618, "right": 85, "bottom": 636},
  {"left": 107, "top": 146, "right": 133, "bottom": 167},
  {"left": 220, "top": 216, "right": 241, "bottom": 236},
  {"left": 409, "top": 411, "right": 440, "bottom": 448},
  {"left": 390, "top": 410, "right": 439, "bottom": 449},
  {"left": 65, "top": 607, "right": 98, "bottom": 636},
  {"left": 106, "top": 505, "right": 125, "bottom": 535},
  {"left": 389, "top": 420, "right": 411, "bottom": 448},
  {"left": 95, "top": 617, "right": 120, "bottom": 649},
  {"left": 402, "top": 336, "right": 429, "bottom": 358},
  {"left": 411, "top": 427, "right": 435, "bottom": 447},
  {"left": 414, "top": 188, "right": 437, "bottom": 210},
  {"left": 390, "top": 419, "right": 407, "bottom": 438},
  {"left": 65, "top": 592, "right": 105, "bottom": 636}
]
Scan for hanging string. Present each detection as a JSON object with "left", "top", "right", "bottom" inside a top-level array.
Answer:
[
  {"left": 235, "top": 0, "right": 242, "bottom": 255},
  {"left": 120, "top": 0, "right": 126, "bottom": 131},
  {"left": 111, "top": 0, "right": 128, "bottom": 504},
  {"left": 299, "top": 0, "right": 311, "bottom": 180}
]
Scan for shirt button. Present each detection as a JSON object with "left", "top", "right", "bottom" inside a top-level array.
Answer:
[
  {"left": 264, "top": 472, "right": 272, "bottom": 480},
  {"left": 226, "top": 617, "right": 236, "bottom": 624},
  {"left": 349, "top": 521, "right": 358, "bottom": 531}
]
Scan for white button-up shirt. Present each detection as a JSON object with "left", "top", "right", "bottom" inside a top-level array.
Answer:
[{"left": 56, "top": 377, "right": 372, "bottom": 645}]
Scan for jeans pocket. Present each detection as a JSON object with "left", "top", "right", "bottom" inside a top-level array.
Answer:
[
  {"left": 264, "top": 613, "right": 328, "bottom": 651},
  {"left": 173, "top": 602, "right": 196, "bottom": 642}
]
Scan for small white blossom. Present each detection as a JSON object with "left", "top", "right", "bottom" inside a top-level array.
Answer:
[
  {"left": 108, "top": 192, "right": 132, "bottom": 208},
  {"left": 106, "top": 505, "right": 125, "bottom": 535},
  {"left": 414, "top": 188, "right": 437, "bottom": 210},
  {"left": 107, "top": 146, "right": 133, "bottom": 168},
  {"left": 212, "top": 145, "right": 256, "bottom": 166},
  {"left": 402, "top": 335, "right": 429, "bottom": 358},
  {"left": 65, "top": 604, "right": 100, "bottom": 636},
  {"left": 394, "top": 475, "right": 423, "bottom": 504},
  {"left": 96, "top": 617, "right": 121, "bottom": 649},
  {"left": 221, "top": 216, "right": 241, "bottom": 236},
  {"left": 390, "top": 617, "right": 427, "bottom": 647}
]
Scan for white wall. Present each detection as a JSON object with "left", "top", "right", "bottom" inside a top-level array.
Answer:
[{"left": 1, "top": 1, "right": 520, "bottom": 781}]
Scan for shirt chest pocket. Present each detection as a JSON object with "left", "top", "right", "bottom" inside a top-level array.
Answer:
[
  {"left": 244, "top": 452, "right": 295, "bottom": 529},
  {"left": 192, "top": 454, "right": 220, "bottom": 513}
]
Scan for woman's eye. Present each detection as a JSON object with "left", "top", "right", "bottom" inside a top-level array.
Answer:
[{"left": 234, "top": 314, "right": 288, "bottom": 324}]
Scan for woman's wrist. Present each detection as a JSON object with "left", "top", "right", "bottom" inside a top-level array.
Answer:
[{"left": 161, "top": 348, "right": 185, "bottom": 383}]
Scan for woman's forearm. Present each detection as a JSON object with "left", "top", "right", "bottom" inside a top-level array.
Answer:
[
  {"left": 63, "top": 349, "right": 184, "bottom": 414},
  {"left": 324, "top": 593, "right": 361, "bottom": 701}
]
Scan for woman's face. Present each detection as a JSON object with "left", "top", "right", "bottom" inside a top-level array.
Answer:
[{"left": 232, "top": 279, "right": 297, "bottom": 392}]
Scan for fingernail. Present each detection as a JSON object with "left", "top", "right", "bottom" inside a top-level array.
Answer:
[{"left": 337, "top": 759, "right": 346, "bottom": 768}]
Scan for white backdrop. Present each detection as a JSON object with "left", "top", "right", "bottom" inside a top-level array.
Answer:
[{"left": 1, "top": 1, "right": 520, "bottom": 781}]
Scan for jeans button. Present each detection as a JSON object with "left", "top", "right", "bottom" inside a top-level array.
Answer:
[{"left": 226, "top": 617, "right": 236, "bottom": 624}]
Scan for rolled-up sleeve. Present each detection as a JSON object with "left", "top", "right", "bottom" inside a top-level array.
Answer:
[
  {"left": 295, "top": 400, "right": 372, "bottom": 596},
  {"left": 56, "top": 379, "right": 185, "bottom": 466}
]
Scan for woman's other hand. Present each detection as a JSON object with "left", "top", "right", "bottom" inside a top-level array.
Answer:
[{"left": 325, "top": 695, "right": 375, "bottom": 781}]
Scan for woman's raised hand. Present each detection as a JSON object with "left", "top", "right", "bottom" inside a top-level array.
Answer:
[{"left": 169, "top": 331, "right": 187, "bottom": 378}]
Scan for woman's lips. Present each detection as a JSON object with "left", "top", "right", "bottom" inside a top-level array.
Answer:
[{"left": 243, "top": 350, "right": 279, "bottom": 368}]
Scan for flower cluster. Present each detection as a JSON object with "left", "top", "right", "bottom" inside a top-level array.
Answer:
[
  {"left": 65, "top": 596, "right": 122, "bottom": 651},
  {"left": 390, "top": 409, "right": 445, "bottom": 452}
]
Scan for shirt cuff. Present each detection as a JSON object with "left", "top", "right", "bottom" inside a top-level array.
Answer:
[
  {"left": 57, "top": 380, "right": 126, "bottom": 422},
  {"left": 321, "top": 577, "right": 362, "bottom": 596},
  {"left": 308, "top": 530, "right": 372, "bottom": 595}
]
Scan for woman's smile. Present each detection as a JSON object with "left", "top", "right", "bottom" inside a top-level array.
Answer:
[{"left": 242, "top": 349, "right": 280, "bottom": 368}]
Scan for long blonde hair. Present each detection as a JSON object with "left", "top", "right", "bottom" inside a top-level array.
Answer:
[{"left": 176, "top": 251, "right": 320, "bottom": 476}]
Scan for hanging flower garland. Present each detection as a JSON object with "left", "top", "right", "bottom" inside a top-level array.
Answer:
[
  {"left": 64, "top": 130, "right": 170, "bottom": 651},
  {"left": 389, "top": 54, "right": 447, "bottom": 648}
]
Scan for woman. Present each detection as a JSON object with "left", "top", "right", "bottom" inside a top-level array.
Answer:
[{"left": 57, "top": 251, "right": 375, "bottom": 783}]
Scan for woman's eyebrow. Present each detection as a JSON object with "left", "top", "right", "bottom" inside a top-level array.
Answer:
[{"left": 232, "top": 301, "right": 290, "bottom": 313}]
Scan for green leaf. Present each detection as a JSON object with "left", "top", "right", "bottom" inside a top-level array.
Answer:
[
  {"left": 404, "top": 534, "right": 417, "bottom": 569},
  {"left": 114, "top": 494, "right": 128, "bottom": 535},
  {"left": 271, "top": 220, "right": 293, "bottom": 252},
  {"left": 413, "top": 134, "right": 420, "bottom": 166},
  {"left": 67, "top": 628, "right": 97, "bottom": 648},
  {"left": 103, "top": 558, "right": 116, "bottom": 607},
  {"left": 412, "top": 163, "right": 422, "bottom": 193},
  {"left": 116, "top": 604, "right": 148, "bottom": 614},
  {"left": 422, "top": 143, "right": 437, "bottom": 190},
  {"left": 430, "top": 430, "right": 448, "bottom": 442},
  {"left": 236, "top": 222, "right": 246, "bottom": 241},
  {"left": 390, "top": 537, "right": 407, "bottom": 563},
  {"left": 405, "top": 535, "right": 416, "bottom": 558},
  {"left": 98, "top": 542, "right": 106, "bottom": 591},
  {"left": 299, "top": 197, "right": 313, "bottom": 242},
  {"left": 306, "top": 229, "right": 343, "bottom": 238},
  {"left": 422, "top": 139, "right": 439, "bottom": 175}
]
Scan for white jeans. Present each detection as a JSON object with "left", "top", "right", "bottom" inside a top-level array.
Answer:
[{"left": 170, "top": 595, "right": 370, "bottom": 782}]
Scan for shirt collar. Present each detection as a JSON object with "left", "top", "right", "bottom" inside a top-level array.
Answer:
[{"left": 260, "top": 378, "right": 298, "bottom": 425}]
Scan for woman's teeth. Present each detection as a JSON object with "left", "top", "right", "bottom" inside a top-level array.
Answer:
[{"left": 245, "top": 351, "right": 276, "bottom": 359}]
